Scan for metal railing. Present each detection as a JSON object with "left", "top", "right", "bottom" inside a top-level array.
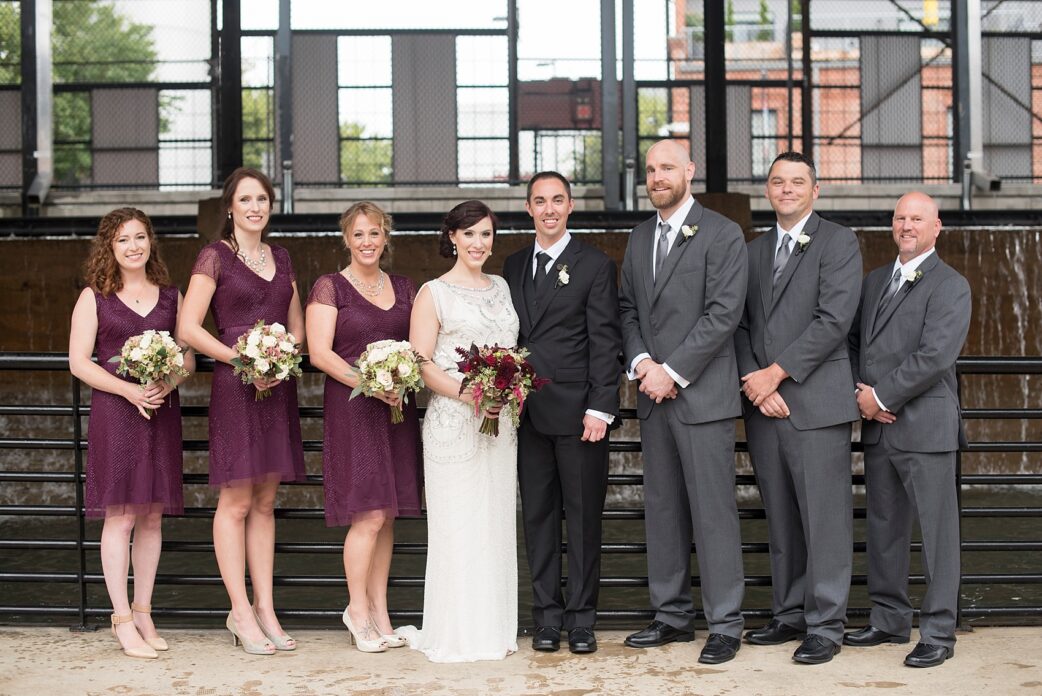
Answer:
[{"left": 1, "top": 353, "right": 1040, "bottom": 628}]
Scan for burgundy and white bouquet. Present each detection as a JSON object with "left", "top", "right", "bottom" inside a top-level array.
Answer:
[
  {"left": 455, "top": 343, "right": 550, "bottom": 437},
  {"left": 230, "top": 320, "right": 302, "bottom": 401},
  {"left": 109, "top": 330, "right": 189, "bottom": 414},
  {"left": 350, "top": 339, "right": 426, "bottom": 424}
]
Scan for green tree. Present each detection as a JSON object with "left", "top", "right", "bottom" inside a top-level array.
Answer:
[
  {"left": 726, "top": 0, "right": 735, "bottom": 42},
  {"left": 756, "top": 0, "right": 774, "bottom": 41},
  {"left": 339, "top": 122, "right": 393, "bottom": 184},
  {"left": 0, "top": 0, "right": 158, "bottom": 184}
]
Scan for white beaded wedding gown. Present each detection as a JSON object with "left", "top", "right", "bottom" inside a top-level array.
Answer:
[{"left": 400, "top": 276, "right": 520, "bottom": 663}]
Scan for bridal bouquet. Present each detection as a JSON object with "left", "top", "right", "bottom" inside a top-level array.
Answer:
[
  {"left": 350, "top": 339, "right": 426, "bottom": 424},
  {"left": 455, "top": 343, "right": 550, "bottom": 437},
  {"left": 109, "top": 330, "right": 189, "bottom": 415},
  {"left": 230, "top": 320, "right": 302, "bottom": 401}
]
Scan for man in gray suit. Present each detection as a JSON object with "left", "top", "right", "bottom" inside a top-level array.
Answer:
[
  {"left": 844, "top": 192, "right": 971, "bottom": 668},
  {"left": 735, "top": 151, "right": 862, "bottom": 664},
  {"left": 619, "top": 139, "right": 748, "bottom": 665}
]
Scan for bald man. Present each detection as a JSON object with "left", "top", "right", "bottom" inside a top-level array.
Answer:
[
  {"left": 845, "top": 192, "right": 971, "bottom": 668},
  {"left": 619, "top": 139, "right": 748, "bottom": 664}
]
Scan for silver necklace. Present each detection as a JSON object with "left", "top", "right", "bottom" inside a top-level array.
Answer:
[
  {"left": 346, "top": 266, "right": 385, "bottom": 297},
  {"left": 238, "top": 245, "right": 267, "bottom": 273}
]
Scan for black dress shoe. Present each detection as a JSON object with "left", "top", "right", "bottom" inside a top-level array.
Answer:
[
  {"left": 744, "top": 619, "right": 804, "bottom": 646},
  {"left": 792, "top": 635, "right": 841, "bottom": 664},
  {"left": 624, "top": 620, "right": 695, "bottom": 648},
  {"left": 698, "top": 633, "right": 740, "bottom": 664},
  {"left": 904, "top": 642, "right": 953, "bottom": 668},
  {"left": 568, "top": 627, "right": 597, "bottom": 654},
  {"left": 843, "top": 625, "right": 910, "bottom": 647},
  {"left": 532, "top": 626, "right": 561, "bottom": 652}
]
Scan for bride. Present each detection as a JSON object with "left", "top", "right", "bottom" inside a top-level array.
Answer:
[{"left": 402, "top": 200, "right": 520, "bottom": 662}]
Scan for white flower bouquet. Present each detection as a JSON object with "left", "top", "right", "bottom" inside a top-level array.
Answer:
[
  {"left": 230, "top": 320, "right": 302, "bottom": 401},
  {"left": 350, "top": 339, "right": 426, "bottom": 424},
  {"left": 109, "top": 330, "right": 189, "bottom": 414}
]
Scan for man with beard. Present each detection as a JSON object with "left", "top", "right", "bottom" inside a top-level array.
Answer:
[
  {"left": 503, "top": 171, "right": 622, "bottom": 654},
  {"left": 619, "top": 139, "right": 748, "bottom": 664}
]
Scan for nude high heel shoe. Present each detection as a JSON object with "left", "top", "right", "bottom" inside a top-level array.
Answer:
[
  {"left": 253, "top": 608, "right": 296, "bottom": 651},
  {"left": 111, "top": 613, "right": 158, "bottom": 659},
  {"left": 131, "top": 603, "right": 168, "bottom": 651},
  {"left": 226, "top": 612, "right": 276, "bottom": 655},
  {"left": 342, "top": 607, "right": 388, "bottom": 652}
]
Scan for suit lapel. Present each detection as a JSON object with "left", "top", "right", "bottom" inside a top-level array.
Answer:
[
  {"left": 632, "top": 218, "right": 656, "bottom": 306},
  {"left": 863, "top": 265, "right": 891, "bottom": 340},
  {"left": 509, "top": 245, "right": 534, "bottom": 335},
  {"left": 529, "top": 238, "right": 580, "bottom": 330},
  {"left": 651, "top": 202, "right": 706, "bottom": 306},
  {"left": 769, "top": 212, "right": 820, "bottom": 315},
  {"left": 869, "top": 253, "right": 939, "bottom": 341},
  {"left": 758, "top": 230, "right": 775, "bottom": 319}
]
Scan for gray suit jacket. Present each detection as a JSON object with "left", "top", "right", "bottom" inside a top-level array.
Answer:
[
  {"left": 734, "top": 212, "right": 862, "bottom": 430},
  {"left": 848, "top": 253, "right": 971, "bottom": 452},
  {"left": 619, "top": 200, "right": 748, "bottom": 423}
]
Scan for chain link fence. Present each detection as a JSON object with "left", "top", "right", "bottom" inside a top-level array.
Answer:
[{"left": 0, "top": 1, "right": 20, "bottom": 191}]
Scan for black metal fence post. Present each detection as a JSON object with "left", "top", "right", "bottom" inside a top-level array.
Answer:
[{"left": 69, "top": 375, "right": 94, "bottom": 632}]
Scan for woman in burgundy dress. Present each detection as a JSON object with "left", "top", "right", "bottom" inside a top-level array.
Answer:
[
  {"left": 306, "top": 202, "right": 422, "bottom": 652},
  {"left": 69, "top": 207, "right": 193, "bottom": 659},
  {"left": 179, "top": 168, "right": 305, "bottom": 655}
]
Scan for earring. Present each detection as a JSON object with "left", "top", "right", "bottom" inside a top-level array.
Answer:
[
  {"left": 452, "top": 245, "right": 457, "bottom": 256},
  {"left": 227, "top": 212, "right": 232, "bottom": 219}
]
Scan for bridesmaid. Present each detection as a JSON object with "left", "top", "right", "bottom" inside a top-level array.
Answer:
[
  {"left": 178, "top": 168, "right": 306, "bottom": 655},
  {"left": 69, "top": 207, "right": 193, "bottom": 659},
  {"left": 306, "top": 202, "right": 422, "bottom": 652}
]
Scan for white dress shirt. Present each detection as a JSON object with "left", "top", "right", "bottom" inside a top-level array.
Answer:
[
  {"left": 627, "top": 195, "right": 697, "bottom": 389},
  {"left": 775, "top": 211, "right": 813, "bottom": 256},
  {"left": 532, "top": 232, "right": 614, "bottom": 426}
]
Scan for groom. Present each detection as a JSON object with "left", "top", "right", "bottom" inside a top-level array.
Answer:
[{"left": 504, "top": 171, "right": 622, "bottom": 654}]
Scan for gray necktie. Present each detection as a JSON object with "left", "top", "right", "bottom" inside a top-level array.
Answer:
[
  {"left": 654, "top": 222, "right": 670, "bottom": 280},
  {"left": 772, "top": 233, "right": 792, "bottom": 285},
  {"left": 876, "top": 267, "right": 904, "bottom": 317},
  {"left": 533, "top": 251, "right": 551, "bottom": 290}
]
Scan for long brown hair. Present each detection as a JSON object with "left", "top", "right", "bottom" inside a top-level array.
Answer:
[
  {"left": 339, "top": 201, "right": 393, "bottom": 264},
  {"left": 221, "top": 167, "right": 276, "bottom": 254},
  {"left": 82, "top": 207, "right": 170, "bottom": 296}
]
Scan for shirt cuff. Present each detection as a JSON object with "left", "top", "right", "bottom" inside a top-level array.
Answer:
[
  {"left": 585, "top": 409, "right": 614, "bottom": 425},
  {"left": 627, "top": 353, "right": 651, "bottom": 380},
  {"left": 871, "top": 387, "right": 889, "bottom": 413},
  {"left": 662, "top": 362, "right": 690, "bottom": 389}
]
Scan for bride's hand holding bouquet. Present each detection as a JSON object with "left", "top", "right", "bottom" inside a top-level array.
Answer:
[{"left": 455, "top": 343, "right": 550, "bottom": 437}]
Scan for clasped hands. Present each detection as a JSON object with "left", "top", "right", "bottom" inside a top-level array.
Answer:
[
  {"left": 855, "top": 382, "right": 897, "bottom": 424},
  {"left": 124, "top": 380, "right": 176, "bottom": 419},
  {"left": 741, "top": 364, "right": 790, "bottom": 419},
  {"left": 634, "top": 359, "right": 678, "bottom": 404}
]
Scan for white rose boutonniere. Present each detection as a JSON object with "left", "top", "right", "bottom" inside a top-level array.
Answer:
[
  {"left": 556, "top": 263, "right": 570, "bottom": 288},
  {"left": 678, "top": 224, "right": 698, "bottom": 244},
  {"left": 795, "top": 233, "right": 812, "bottom": 254},
  {"left": 901, "top": 268, "right": 924, "bottom": 286}
]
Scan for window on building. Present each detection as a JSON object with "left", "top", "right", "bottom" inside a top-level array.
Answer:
[
  {"left": 338, "top": 36, "right": 394, "bottom": 184},
  {"left": 751, "top": 108, "right": 778, "bottom": 179}
]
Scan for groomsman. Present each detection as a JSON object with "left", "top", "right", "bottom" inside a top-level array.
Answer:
[
  {"left": 504, "top": 171, "right": 622, "bottom": 654},
  {"left": 735, "top": 151, "right": 862, "bottom": 664},
  {"left": 845, "top": 192, "right": 970, "bottom": 668},
  {"left": 619, "top": 139, "right": 748, "bottom": 664}
]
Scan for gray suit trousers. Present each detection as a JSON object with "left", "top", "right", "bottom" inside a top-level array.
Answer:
[
  {"left": 746, "top": 411, "right": 852, "bottom": 644},
  {"left": 641, "top": 405, "right": 745, "bottom": 638},
  {"left": 865, "top": 431, "right": 960, "bottom": 648}
]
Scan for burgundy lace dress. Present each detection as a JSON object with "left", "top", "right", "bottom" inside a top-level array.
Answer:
[
  {"left": 306, "top": 273, "right": 422, "bottom": 526},
  {"left": 191, "top": 242, "right": 305, "bottom": 487},
  {"left": 85, "top": 286, "right": 184, "bottom": 518}
]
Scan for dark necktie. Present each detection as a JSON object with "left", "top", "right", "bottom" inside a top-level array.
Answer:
[
  {"left": 533, "top": 251, "right": 551, "bottom": 290},
  {"left": 773, "top": 232, "right": 792, "bottom": 286},
  {"left": 654, "top": 222, "right": 670, "bottom": 280},
  {"left": 876, "top": 267, "right": 904, "bottom": 317}
]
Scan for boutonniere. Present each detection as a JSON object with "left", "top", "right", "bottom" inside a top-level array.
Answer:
[
  {"left": 795, "top": 233, "right": 812, "bottom": 254},
  {"left": 901, "top": 268, "right": 923, "bottom": 287},
  {"left": 678, "top": 224, "right": 698, "bottom": 245},
  {"left": 555, "top": 263, "right": 570, "bottom": 287}
]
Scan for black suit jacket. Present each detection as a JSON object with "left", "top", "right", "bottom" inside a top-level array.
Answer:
[{"left": 503, "top": 236, "right": 622, "bottom": 437}]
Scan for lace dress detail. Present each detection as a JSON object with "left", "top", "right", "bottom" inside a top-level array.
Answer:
[
  {"left": 399, "top": 275, "right": 521, "bottom": 662},
  {"left": 85, "top": 286, "right": 184, "bottom": 518},
  {"left": 305, "top": 273, "right": 422, "bottom": 527}
]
